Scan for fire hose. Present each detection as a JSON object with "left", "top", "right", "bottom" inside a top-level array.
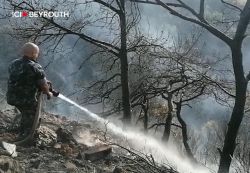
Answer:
[{"left": 14, "top": 83, "right": 59, "bottom": 146}]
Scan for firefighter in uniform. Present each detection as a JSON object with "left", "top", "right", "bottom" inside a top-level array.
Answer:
[{"left": 6, "top": 42, "right": 53, "bottom": 139}]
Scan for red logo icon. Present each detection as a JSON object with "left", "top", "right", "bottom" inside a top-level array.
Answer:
[{"left": 22, "top": 11, "right": 28, "bottom": 17}]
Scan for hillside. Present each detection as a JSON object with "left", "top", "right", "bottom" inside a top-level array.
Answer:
[{"left": 0, "top": 109, "right": 179, "bottom": 173}]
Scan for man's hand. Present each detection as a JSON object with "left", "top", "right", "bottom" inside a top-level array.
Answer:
[
  {"left": 47, "top": 92, "right": 53, "bottom": 100},
  {"left": 38, "top": 78, "right": 52, "bottom": 99}
]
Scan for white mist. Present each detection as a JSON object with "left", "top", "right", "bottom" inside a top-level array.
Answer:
[{"left": 58, "top": 94, "right": 211, "bottom": 173}]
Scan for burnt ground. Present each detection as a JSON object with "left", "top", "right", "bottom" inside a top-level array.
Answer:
[{"left": 0, "top": 109, "right": 178, "bottom": 173}]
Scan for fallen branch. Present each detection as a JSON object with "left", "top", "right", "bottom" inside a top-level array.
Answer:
[
  {"left": 148, "top": 123, "right": 182, "bottom": 130},
  {"left": 109, "top": 142, "right": 179, "bottom": 173}
]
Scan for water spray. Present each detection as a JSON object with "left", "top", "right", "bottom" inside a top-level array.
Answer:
[{"left": 58, "top": 93, "right": 211, "bottom": 173}]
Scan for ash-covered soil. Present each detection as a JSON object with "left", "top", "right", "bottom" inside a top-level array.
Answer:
[{"left": 0, "top": 109, "right": 177, "bottom": 173}]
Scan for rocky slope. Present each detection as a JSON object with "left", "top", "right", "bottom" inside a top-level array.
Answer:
[{"left": 0, "top": 109, "right": 177, "bottom": 173}]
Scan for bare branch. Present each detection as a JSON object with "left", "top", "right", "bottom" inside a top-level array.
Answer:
[
  {"left": 93, "top": 0, "right": 120, "bottom": 13},
  {"left": 181, "top": 86, "right": 206, "bottom": 103},
  {"left": 154, "top": 0, "right": 233, "bottom": 46},
  {"left": 88, "top": 73, "right": 121, "bottom": 89},
  {"left": 148, "top": 123, "right": 182, "bottom": 130},
  {"left": 221, "top": 0, "right": 243, "bottom": 13}
]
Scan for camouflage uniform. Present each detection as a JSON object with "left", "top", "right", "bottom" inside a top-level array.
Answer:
[{"left": 6, "top": 56, "right": 46, "bottom": 135}]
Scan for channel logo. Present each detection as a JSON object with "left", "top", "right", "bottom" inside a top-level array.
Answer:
[{"left": 12, "top": 11, "right": 70, "bottom": 18}]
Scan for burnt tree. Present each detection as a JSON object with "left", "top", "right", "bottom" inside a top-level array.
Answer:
[{"left": 131, "top": 0, "right": 250, "bottom": 172}]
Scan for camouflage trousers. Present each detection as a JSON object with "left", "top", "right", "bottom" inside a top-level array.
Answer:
[{"left": 15, "top": 102, "right": 38, "bottom": 135}]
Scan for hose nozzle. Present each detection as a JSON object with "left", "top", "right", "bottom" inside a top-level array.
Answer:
[
  {"left": 47, "top": 81, "right": 59, "bottom": 97},
  {"left": 51, "top": 90, "right": 59, "bottom": 97}
]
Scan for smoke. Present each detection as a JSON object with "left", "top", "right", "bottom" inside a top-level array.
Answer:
[
  {"left": 39, "top": 35, "right": 97, "bottom": 116},
  {"left": 73, "top": 130, "right": 101, "bottom": 147},
  {"left": 58, "top": 94, "right": 211, "bottom": 173}
]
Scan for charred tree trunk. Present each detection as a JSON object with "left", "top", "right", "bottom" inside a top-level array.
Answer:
[
  {"left": 218, "top": 45, "right": 248, "bottom": 173},
  {"left": 143, "top": 98, "right": 149, "bottom": 132},
  {"left": 176, "top": 102, "right": 196, "bottom": 162},
  {"left": 143, "top": 108, "right": 148, "bottom": 132},
  {"left": 129, "top": 0, "right": 250, "bottom": 171},
  {"left": 162, "top": 93, "right": 173, "bottom": 142},
  {"left": 119, "top": 1, "right": 131, "bottom": 124}
]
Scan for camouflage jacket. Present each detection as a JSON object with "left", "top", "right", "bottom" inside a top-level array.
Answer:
[{"left": 6, "top": 56, "right": 46, "bottom": 106}]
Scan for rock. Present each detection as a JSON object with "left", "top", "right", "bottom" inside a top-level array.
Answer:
[
  {"left": 0, "top": 141, "right": 17, "bottom": 157},
  {"left": 113, "top": 166, "right": 123, "bottom": 173},
  {"left": 76, "top": 152, "right": 84, "bottom": 160},
  {"left": 30, "top": 159, "right": 41, "bottom": 169},
  {"left": 53, "top": 143, "right": 62, "bottom": 149},
  {"left": 104, "top": 159, "right": 112, "bottom": 166},
  {"left": 0, "top": 148, "right": 12, "bottom": 157},
  {"left": 84, "top": 145, "right": 112, "bottom": 161},
  {"left": 58, "top": 144, "right": 73, "bottom": 157},
  {"left": 0, "top": 111, "right": 14, "bottom": 131},
  {"left": 61, "top": 116, "right": 68, "bottom": 122},
  {"left": 0, "top": 133, "right": 16, "bottom": 142},
  {"left": 95, "top": 167, "right": 113, "bottom": 173},
  {"left": 64, "top": 161, "right": 77, "bottom": 172},
  {"left": 35, "top": 126, "right": 57, "bottom": 148},
  {"left": 56, "top": 127, "right": 78, "bottom": 145},
  {"left": 0, "top": 155, "right": 24, "bottom": 173},
  {"left": 30, "top": 153, "right": 40, "bottom": 158}
]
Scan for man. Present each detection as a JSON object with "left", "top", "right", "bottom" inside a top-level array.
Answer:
[{"left": 6, "top": 42, "right": 53, "bottom": 138}]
